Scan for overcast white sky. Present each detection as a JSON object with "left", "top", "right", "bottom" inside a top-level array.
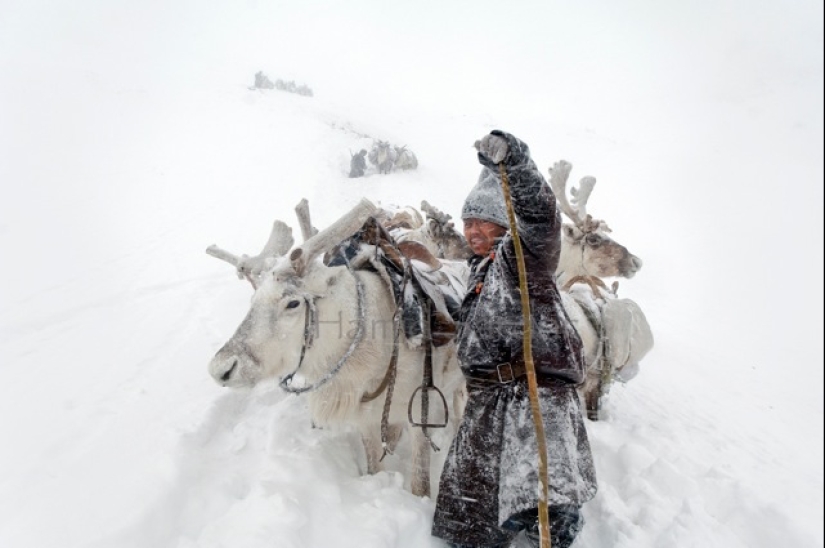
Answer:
[
  {"left": 0, "top": 2, "right": 821, "bottom": 546},
  {"left": 4, "top": 0, "right": 821, "bottom": 375}
]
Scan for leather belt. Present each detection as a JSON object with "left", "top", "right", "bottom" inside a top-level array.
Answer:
[
  {"left": 464, "top": 360, "right": 568, "bottom": 389},
  {"left": 464, "top": 360, "right": 527, "bottom": 385}
]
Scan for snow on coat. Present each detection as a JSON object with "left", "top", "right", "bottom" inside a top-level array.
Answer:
[{"left": 432, "top": 131, "right": 597, "bottom": 546}]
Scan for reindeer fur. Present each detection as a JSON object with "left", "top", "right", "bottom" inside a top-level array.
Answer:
[{"left": 209, "top": 255, "right": 464, "bottom": 497}]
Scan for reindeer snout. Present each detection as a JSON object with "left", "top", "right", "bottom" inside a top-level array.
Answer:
[
  {"left": 209, "top": 354, "right": 243, "bottom": 386},
  {"left": 209, "top": 350, "right": 262, "bottom": 387},
  {"left": 220, "top": 359, "right": 238, "bottom": 383},
  {"left": 622, "top": 255, "right": 643, "bottom": 278}
]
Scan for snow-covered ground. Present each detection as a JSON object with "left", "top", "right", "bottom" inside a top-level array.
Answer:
[{"left": 0, "top": 1, "right": 822, "bottom": 547}]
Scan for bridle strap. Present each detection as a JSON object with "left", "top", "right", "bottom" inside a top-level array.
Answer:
[
  {"left": 375, "top": 263, "right": 410, "bottom": 460},
  {"left": 279, "top": 262, "right": 366, "bottom": 394},
  {"left": 360, "top": 303, "right": 402, "bottom": 403}
]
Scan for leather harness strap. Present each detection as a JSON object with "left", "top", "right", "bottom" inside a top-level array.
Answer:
[{"left": 464, "top": 360, "right": 569, "bottom": 389}]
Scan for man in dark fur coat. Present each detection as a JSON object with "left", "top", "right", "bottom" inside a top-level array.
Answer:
[
  {"left": 431, "top": 130, "right": 597, "bottom": 548},
  {"left": 349, "top": 149, "right": 368, "bottom": 178}
]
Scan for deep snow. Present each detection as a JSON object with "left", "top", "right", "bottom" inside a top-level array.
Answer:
[{"left": 0, "top": 1, "right": 822, "bottom": 547}]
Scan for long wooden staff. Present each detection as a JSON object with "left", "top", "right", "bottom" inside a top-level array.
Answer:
[{"left": 499, "top": 163, "right": 551, "bottom": 548}]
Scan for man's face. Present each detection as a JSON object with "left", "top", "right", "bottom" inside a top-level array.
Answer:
[{"left": 463, "top": 218, "right": 507, "bottom": 256}]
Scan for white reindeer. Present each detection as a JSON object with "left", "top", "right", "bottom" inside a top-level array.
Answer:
[
  {"left": 393, "top": 146, "right": 419, "bottom": 171},
  {"left": 547, "top": 161, "right": 653, "bottom": 419},
  {"left": 367, "top": 140, "right": 397, "bottom": 174},
  {"left": 206, "top": 199, "right": 464, "bottom": 497}
]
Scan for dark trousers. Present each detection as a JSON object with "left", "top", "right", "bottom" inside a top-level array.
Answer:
[{"left": 447, "top": 505, "right": 583, "bottom": 548}]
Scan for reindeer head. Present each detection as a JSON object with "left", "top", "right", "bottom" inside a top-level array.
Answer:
[
  {"left": 549, "top": 161, "right": 643, "bottom": 283},
  {"left": 208, "top": 259, "right": 355, "bottom": 388},
  {"left": 207, "top": 199, "right": 378, "bottom": 387}
]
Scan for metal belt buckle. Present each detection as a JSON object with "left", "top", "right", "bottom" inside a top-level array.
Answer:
[{"left": 496, "top": 362, "right": 515, "bottom": 384}]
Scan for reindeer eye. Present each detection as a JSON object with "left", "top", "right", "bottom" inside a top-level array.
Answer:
[
  {"left": 585, "top": 234, "right": 602, "bottom": 246},
  {"left": 285, "top": 299, "right": 301, "bottom": 309}
]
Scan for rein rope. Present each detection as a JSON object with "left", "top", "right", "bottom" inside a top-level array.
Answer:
[
  {"left": 367, "top": 260, "right": 408, "bottom": 462},
  {"left": 360, "top": 258, "right": 409, "bottom": 404},
  {"left": 562, "top": 274, "right": 609, "bottom": 298},
  {"left": 279, "top": 261, "right": 367, "bottom": 394}
]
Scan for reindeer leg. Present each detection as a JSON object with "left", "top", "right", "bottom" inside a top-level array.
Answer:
[
  {"left": 361, "top": 431, "right": 383, "bottom": 475},
  {"left": 585, "top": 386, "right": 601, "bottom": 421},
  {"left": 362, "top": 423, "right": 405, "bottom": 476},
  {"left": 583, "top": 371, "right": 602, "bottom": 421},
  {"left": 409, "top": 427, "right": 431, "bottom": 498}
]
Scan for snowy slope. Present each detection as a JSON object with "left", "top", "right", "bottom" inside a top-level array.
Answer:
[{"left": 0, "top": 1, "right": 822, "bottom": 547}]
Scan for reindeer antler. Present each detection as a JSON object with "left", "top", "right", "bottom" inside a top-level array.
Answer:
[
  {"left": 548, "top": 160, "right": 582, "bottom": 225},
  {"left": 206, "top": 220, "right": 295, "bottom": 288},
  {"left": 258, "top": 220, "right": 295, "bottom": 257},
  {"left": 570, "top": 176, "right": 596, "bottom": 220},
  {"left": 548, "top": 162, "right": 609, "bottom": 233},
  {"left": 421, "top": 200, "right": 454, "bottom": 228},
  {"left": 289, "top": 198, "right": 378, "bottom": 275},
  {"left": 295, "top": 198, "right": 318, "bottom": 242}
]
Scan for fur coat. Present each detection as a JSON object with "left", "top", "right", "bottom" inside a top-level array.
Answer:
[{"left": 432, "top": 131, "right": 597, "bottom": 546}]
